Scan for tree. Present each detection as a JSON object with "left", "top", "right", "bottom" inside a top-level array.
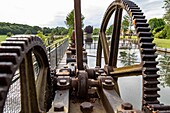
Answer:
[
  {"left": 106, "top": 25, "right": 113, "bottom": 35},
  {"left": 93, "top": 28, "right": 100, "bottom": 35},
  {"left": 121, "top": 15, "right": 130, "bottom": 38},
  {"left": 37, "top": 31, "right": 46, "bottom": 44},
  {"left": 65, "top": 10, "right": 85, "bottom": 36},
  {"left": 148, "top": 18, "right": 165, "bottom": 32},
  {"left": 25, "top": 29, "right": 32, "bottom": 34},
  {"left": 164, "top": 0, "right": 170, "bottom": 25}
]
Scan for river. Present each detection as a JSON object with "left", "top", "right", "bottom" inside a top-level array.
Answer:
[{"left": 86, "top": 42, "right": 170, "bottom": 109}]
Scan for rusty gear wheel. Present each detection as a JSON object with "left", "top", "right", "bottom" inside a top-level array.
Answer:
[
  {"left": 0, "top": 35, "right": 52, "bottom": 113},
  {"left": 97, "top": 0, "right": 170, "bottom": 112}
]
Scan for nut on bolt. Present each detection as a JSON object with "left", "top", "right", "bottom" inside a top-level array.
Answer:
[
  {"left": 59, "top": 79, "right": 67, "bottom": 85},
  {"left": 105, "top": 79, "right": 112, "bottom": 84},
  {"left": 54, "top": 102, "right": 64, "bottom": 112},
  {"left": 80, "top": 102, "right": 93, "bottom": 113},
  {"left": 121, "top": 103, "right": 133, "bottom": 110}
]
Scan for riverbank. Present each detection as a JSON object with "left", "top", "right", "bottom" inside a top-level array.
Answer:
[{"left": 153, "top": 38, "right": 170, "bottom": 48}]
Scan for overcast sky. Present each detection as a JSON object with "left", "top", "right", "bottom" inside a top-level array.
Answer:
[{"left": 0, "top": 0, "right": 164, "bottom": 28}]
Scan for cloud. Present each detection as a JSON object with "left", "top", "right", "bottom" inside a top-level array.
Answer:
[{"left": 0, "top": 0, "right": 164, "bottom": 28}]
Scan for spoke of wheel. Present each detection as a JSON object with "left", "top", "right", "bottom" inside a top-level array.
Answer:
[
  {"left": 109, "top": 6, "right": 123, "bottom": 67},
  {"left": 36, "top": 67, "right": 48, "bottom": 111},
  {"left": 110, "top": 64, "right": 142, "bottom": 77},
  {"left": 20, "top": 50, "right": 40, "bottom": 113},
  {"left": 96, "top": 36, "right": 102, "bottom": 67},
  {"left": 20, "top": 58, "right": 29, "bottom": 113},
  {"left": 99, "top": 32, "right": 109, "bottom": 64}
]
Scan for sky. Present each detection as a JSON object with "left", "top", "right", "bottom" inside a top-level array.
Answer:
[{"left": 0, "top": 0, "right": 164, "bottom": 28}]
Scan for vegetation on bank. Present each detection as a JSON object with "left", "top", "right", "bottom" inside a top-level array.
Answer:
[{"left": 0, "top": 22, "right": 68, "bottom": 36}]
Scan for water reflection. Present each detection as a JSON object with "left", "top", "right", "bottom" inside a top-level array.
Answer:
[
  {"left": 119, "top": 49, "right": 138, "bottom": 66},
  {"left": 157, "top": 55, "right": 170, "bottom": 87}
]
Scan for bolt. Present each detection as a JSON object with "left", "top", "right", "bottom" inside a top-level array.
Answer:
[
  {"left": 71, "top": 63, "right": 74, "bottom": 66},
  {"left": 59, "top": 79, "right": 67, "bottom": 85},
  {"left": 64, "top": 65, "right": 68, "bottom": 68},
  {"left": 121, "top": 103, "right": 133, "bottom": 110},
  {"left": 80, "top": 102, "right": 93, "bottom": 113},
  {"left": 105, "top": 79, "right": 112, "bottom": 84},
  {"left": 98, "top": 69, "right": 104, "bottom": 74},
  {"left": 54, "top": 102, "right": 64, "bottom": 112}
]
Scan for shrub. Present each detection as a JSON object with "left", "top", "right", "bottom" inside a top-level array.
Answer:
[{"left": 6, "top": 32, "right": 12, "bottom": 37}]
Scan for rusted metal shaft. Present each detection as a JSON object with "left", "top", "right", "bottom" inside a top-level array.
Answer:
[{"left": 74, "top": 0, "right": 83, "bottom": 70}]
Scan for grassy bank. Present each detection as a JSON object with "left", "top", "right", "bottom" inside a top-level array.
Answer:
[
  {"left": 153, "top": 38, "right": 170, "bottom": 48},
  {"left": 0, "top": 35, "right": 7, "bottom": 42}
]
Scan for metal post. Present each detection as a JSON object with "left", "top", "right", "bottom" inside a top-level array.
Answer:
[
  {"left": 109, "top": 6, "right": 123, "bottom": 67},
  {"left": 96, "top": 37, "right": 102, "bottom": 67},
  {"left": 74, "top": 0, "right": 83, "bottom": 70},
  {"left": 55, "top": 43, "right": 58, "bottom": 66}
]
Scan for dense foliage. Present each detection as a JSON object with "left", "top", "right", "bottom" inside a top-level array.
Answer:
[
  {"left": 121, "top": 15, "right": 132, "bottom": 38},
  {"left": 148, "top": 0, "right": 170, "bottom": 39},
  {"left": 164, "top": 0, "right": 170, "bottom": 25},
  {"left": 0, "top": 22, "right": 68, "bottom": 36},
  {"left": 65, "top": 10, "right": 85, "bottom": 37}
]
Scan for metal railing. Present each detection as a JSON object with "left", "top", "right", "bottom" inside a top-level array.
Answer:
[
  {"left": 3, "top": 38, "right": 69, "bottom": 113},
  {"left": 47, "top": 38, "right": 69, "bottom": 70},
  {"left": 84, "top": 39, "right": 138, "bottom": 50}
]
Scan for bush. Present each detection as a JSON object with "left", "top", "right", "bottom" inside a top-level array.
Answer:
[
  {"left": 153, "top": 26, "right": 165, "bottom": 35},
  {"left": 6, "top": 32, "right": 12, "bottom": 37},
  {"left": 165, "top": 25, "right": 170, "bottom": 39}
]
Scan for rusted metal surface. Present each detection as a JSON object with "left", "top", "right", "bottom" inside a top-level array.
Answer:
[
  {"left": 0, "top": 35, "right": 52, "bottom": 113},
  {"left": 109, "top": 6, "right": 123, "bottom": 67},
  {"left": 78, "top": 71, "right": 88, "bottom": 99},
  {"left": 110, "top": 64, "right": 142, "bottom": 77},
  {"left": 74, "top": 0, "right": 84, "bottom": 70},
  {"left": 80, "top": 102, "right": 93, "bottom": 113}
]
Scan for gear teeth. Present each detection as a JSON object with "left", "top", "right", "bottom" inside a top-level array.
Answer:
[
  {"left": 0, "top": 46, "right": 22, "bottom": 56},
  {"left": 149, "top": 104, "right": 170, "bottom": 111},
  {"left": 130, "top": 9, "right": 142, "bottom": 12},
  {"left": 144, "top": 87, "right": 160, "bottom": 92},
  {"left": 132, "top": 12, "right": 143, "bottom": 16},
  {"left": 1, "top": 41, "right": 26, "bottom": 51},
  {"left": 122, "top": 0, "right": 170, "bottom": 111},
  {"left": 135, "top": 23, "right": 149, "bottom": 28},
  {"left": 144, "top": 81, "right": 160, "bottom": 85},
  {"left": 143, "top": 67, "right": 159, "bottom": 72},
  {"left": 143, "top": 61, "right": 158, "bottom": 67},
  {"left": 143, "top": 100, "right": 160, "bottom": 104},
  {"left": 134, "top": 19, "right": 147, "bottom": 23},
  {"left": 0, "top": 53, "right": 18, "bottom": 64},
  {"left": 143, "top": 74, "right": 160, "bottom": 79},
  {"left": 137, "top": 27, "right": 151, "bottom": 33},
  {"left": 138, "top": 32, "right": 152, "bottom": 37},
  {"left": 6, "top": 37, "right": 30, "bottom": 45},
  {"left": 144, "top": 94, "right": 160, "bottom": 98},
  {"left": 139, "top": 37, "right": 153, "bottom": 42},
  {"left": 140, "top": 42, "right": 155, "bottom": 48},
  {"left": 11, "top": 35, "right": 34, "bottom": 42},
  {"left": 0, "top": 62, "right": 14, "bottom": 74},
  {"left": 133, "top": 15, "right": 145, "bottom": 20},
  {"left": 141, "top": 49, "right": 156, "bottom": 54},
  {"left": 142, "top": 54, "right": 157, "bottom": 61},
  {"left": 128, "top": 7, "right": 140, "bottom": 11}
]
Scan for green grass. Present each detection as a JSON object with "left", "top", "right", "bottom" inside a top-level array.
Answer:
[
  {"left": 153, "top": 38, "right": 170, "bottom": 48},
  {"left": 120, "top": 36, "right": 137, "bottom": 39},
  {"left": 0, "top": 35, "right": 7, "bottom": 42}
]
